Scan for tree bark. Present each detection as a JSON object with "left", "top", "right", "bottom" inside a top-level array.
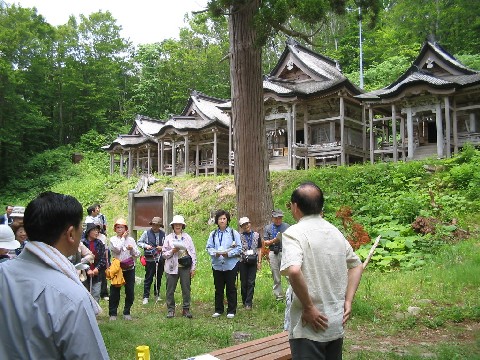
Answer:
[{"left": 229, "top": 0, "right": 273, "bottom": 231}]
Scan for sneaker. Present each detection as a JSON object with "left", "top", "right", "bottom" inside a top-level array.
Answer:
[
  {"left": 109, "top": 316, "right": 117, "bottom": 321},
  {"left": 276, "top": 295, "right": 284, "bottom": 301},
  {"left": 155, "top": 296, "right": 160, "bottom": 302},
  {"left": 182, "top": 309, "right": 193, "bottom": 318},
  {"left": 166, "top": 311, "right": 175, "bottom": 318},
  {"left": 102, "top": 296, "right": 109, "bottom": 301},
  {"left": 212, "top": 312, "right": 222, "bottom": 318},
  {"left": 123, "top": 314, "right": 132, "bottom": 321},
  {"left": 142, "top": 298, "right": 148, "bottom": 305},
  {"left": 245, "top": 305, "right": 252, "bottom": 310},
  {"left": 226, "top": 313, "right": 235, "bottom": 319}
]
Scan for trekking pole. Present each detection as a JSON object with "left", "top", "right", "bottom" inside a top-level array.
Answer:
[
  {"left": 90, "top": 274, "right": 93, "bottom": 294},
  {"left": 154, "top": 259, "right": 159, "bottom": 304}
]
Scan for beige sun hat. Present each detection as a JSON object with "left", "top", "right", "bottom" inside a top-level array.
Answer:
[
  {"left": 0, "top": 225, "right": 20, "bottom": 250},
  {"left": 149, "top": 216, "right": 163, "bottom": 226},
  {"left": 239, "top": 217, "right": 250, "bottom": 226}
]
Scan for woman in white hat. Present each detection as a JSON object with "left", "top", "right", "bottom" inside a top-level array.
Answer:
[
  {"left": 238, "top": 217, "right": 262, "bottom": 310},
  {"left": 108, "top": 217, "right": 140, "bottom": 321},
  {"left": 162, "top": 215, "right": 197, "bottom": 319},
  {"left": 0, "top": 225, "right": 20, "bottom": 263}
]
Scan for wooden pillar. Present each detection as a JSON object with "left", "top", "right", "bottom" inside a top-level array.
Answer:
[
  {"left": 184, "top": 135, "right": 189, "bottom": 175},
  {"left": 453, "top": 99, "right": 458, "bottom": 154},
  {"left": 213, "top": 129, "right": 218, "bottom": 176},
  {"left": 195, "top": 142, "right": 200, "bottom": 177},
  {"left": 406, "top": 107, "right": 414, "bottom": 159},
  {"left": 362, "top": 105, "right": 366, "bottom": 162},
  {"left": 340, "top": 96, "right": 345, "bottom": 165},
  {"left": 444, "top": 96, "right": 451, "bottom": 158},
  {"left": 109, "top": 153, "right": 114, "bottom": 174},
  {"left": 303, "top": 105, "right": 309, "bottom": 170},
  {"left": 289, "top": 105, "right": 296, "bottom": 169},
  {"left": 400, "top": 115, "right": 406, "bottom": 160},
  {"left": 172, "top": 139, "right": 176, "bottom": 177},
  {"left": 120, "top": 153, "right": 124, "bottom": 176},
  {"left": 392, "top": 104, "right": 398, "bottom": 162},
  {"left": 435, "top": 101, "right": 444, "bottom": 158},
  {"left": 160, "top": 140, "right": 164, "bottom": 176},
  {"left": 135, "top": 148, "right": 140, "bottom": 174},
  {"left": 127, "top": 149, "right": 132, "bottom": 177},
  {"left": 369, "top": 107, "right": 374, "bottom": 164},
  {"left": 147, "top": 146, "right": 151, "bottom": 175},
  {"left": 157, "top": 141, "right": 160, "bottom": 175}
]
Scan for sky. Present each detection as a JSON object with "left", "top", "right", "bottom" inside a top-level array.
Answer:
[{"left": 11, "top": 0, "right": 209, "bottom": 46}]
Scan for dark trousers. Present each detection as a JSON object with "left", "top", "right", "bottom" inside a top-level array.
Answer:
[
  {"left": 109, "top": 268, "right": 135, "bottom": 316},
  {"left": 289, "top": 337, "right": 343, "bottom": 360},
  {"left": 143, "top": 259, "right": 164, "bottom": 298},
  {"left": 239, "top": 261, "right": 257, "bottom": 306},
  {"left": 212, "top": 264, "right": 238, "bottom": 314},
  {"left": 99, "top": 269, "right": 109, "bottom": 298}
]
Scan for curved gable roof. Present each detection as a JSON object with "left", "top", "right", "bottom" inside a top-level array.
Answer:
[
  {"left": 265, "top": 38, "right": 362, "bottom": 98},
  {"left": 358, "top": 40, "right": 480, "bottom": 100}
]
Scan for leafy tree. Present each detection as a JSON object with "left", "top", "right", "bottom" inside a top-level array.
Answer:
[
  {"left": 129, "top": 18, "right": 230, "bottom": 119},
  {"left": 0, "top": 3, "right": 54, "bottom": 184}
]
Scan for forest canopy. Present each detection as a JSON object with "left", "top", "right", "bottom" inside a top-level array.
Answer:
[{"left": 0, "top": 0, "right": 479, "bottom": 186}]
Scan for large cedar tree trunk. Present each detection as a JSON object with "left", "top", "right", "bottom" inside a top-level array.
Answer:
[{"left": 229, "top": 0, "right": 273, "bottom": 231}]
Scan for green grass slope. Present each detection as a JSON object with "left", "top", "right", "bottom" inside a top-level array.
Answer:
[{"left": 2, "top": 145, "right": 480, "bottom": 359}]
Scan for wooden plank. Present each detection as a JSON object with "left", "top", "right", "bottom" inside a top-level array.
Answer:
[{"left": 209, "top": 332, "right": 291, "bottom": 360}]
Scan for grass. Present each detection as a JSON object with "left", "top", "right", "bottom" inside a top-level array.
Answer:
[
  {"left": 4, "top": 150, "right": 480, "bottom": 359},
  {"left": 96, "top": 235, "right": 480, "bottom": 359}
]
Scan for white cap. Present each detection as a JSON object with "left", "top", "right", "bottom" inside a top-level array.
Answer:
[
  {"left": 239, "top": 217, "right": 250, "bottom": 226},
  {"left": 0, "top": 225, "right": 20, "bottom": 250},
  {"left": 170, "top": 215, "right": 186, "bottom": 226}
]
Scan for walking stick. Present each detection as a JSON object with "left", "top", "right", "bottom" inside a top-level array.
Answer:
[
  {"left": 154, "top": 259, "right": 159, "bottom": 304},
  {"left": 89, "top": 274, "right": 93, "bottom": 294}
]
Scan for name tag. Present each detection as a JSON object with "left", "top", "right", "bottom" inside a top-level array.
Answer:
[{"left": 246, "top": 249, "right": 254, "bottom": 255}]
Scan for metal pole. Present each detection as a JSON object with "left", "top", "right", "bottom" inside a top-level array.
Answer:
[{"left": 359, "top": 6, "right": 364, "bottom": 89}]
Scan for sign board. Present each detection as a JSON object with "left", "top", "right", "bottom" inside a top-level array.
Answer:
[{"left": 127, "top": 188, "right": 174, "bottom": 238}]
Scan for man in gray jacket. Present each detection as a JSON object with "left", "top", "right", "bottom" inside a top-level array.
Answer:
[{"left": 0, "top": 191, "right": 109, "bottom": 359}]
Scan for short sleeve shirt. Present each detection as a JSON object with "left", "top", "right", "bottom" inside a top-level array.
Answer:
[{"left": 281, "top": 215, "right": 362, "bottom": 342}]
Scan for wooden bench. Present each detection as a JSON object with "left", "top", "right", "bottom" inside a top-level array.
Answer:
[{"left": 205, "top": 332, "right": 291, "bottom": 360}]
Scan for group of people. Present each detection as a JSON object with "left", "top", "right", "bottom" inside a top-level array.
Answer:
[{"left": 0, "top": 181, "right": 364, "bottom": 359}]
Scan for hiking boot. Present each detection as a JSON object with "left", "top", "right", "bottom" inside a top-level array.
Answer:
[
  {"left": 166, "top": 311, "right": 175, "bottom": 318},
  {"left": 142, "top": 298, "right": 148, "bottom": 305},
  {"left": 182, "top": 309, "right": 193, "bottom": 318}
]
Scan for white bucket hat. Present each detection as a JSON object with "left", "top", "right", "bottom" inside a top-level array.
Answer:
[
  {"left": 0, "top": 225, "right": 20, "bottom": 250},
  {"left": 170, "top": 215, "right": 186, "bottom": 226},
  {"left": 239, "top": 217, "right": 250, "bottom": 226}
]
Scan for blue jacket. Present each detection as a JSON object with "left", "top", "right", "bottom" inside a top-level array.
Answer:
[{"left": 206, "top": 227, "right": 241, "bottom": 271}]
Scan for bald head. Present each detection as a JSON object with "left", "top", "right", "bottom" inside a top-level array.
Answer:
[{"left": 290, "top": 182, "right": 324, "bottom": 216}]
